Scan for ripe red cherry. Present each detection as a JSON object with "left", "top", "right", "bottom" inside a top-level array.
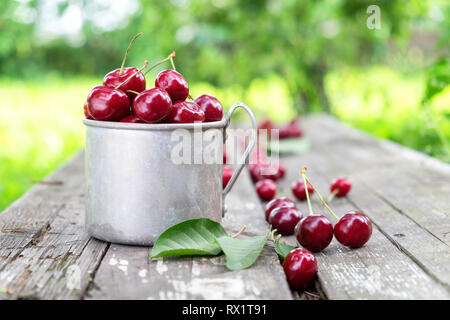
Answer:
[
  {"left": 255, "top": 179, "right": 277, "bottom": 201},
  {"left": 269, "top": 207, "right": 302, "bottom": 235},
  {"left": 84, "top": 102, "right": 93, "bottom": 119},
  {"left": 223, "top": 147, "right": 227, "bottom": 164},
  {"left": 166, "top": 101, "right": 205, "bottom": 123},
  {"left": 331, "top": 177, "right": 352, "bottom": 197},
  {"left": 223, "top": 165, "right": 234, "bottom": 189},
  {"left": 155, "top": 70, "right": 189, "bottom": 101},
  {"left": 249, "top": 163, "right": 283, "bottom": 182},
  {"left": 103, "top": 67, "right": 146, "bottom": 103},
  {"left": 133, "top": 88, "right": 172, "bottom": 123},
  {"left": 120, "top": 115, "right": 144, "bottom": 123},
  {"left": 291, "top": 180, "right": 314, "bottom": 201},
  {"left": 334, "top": 211, "right": 372, "bottom": 248},
  {"left": 265, "top": 197, "right": 296, "bottom": 222},
  {"left": 286, "top": 120, "right": 303, "bottom": 137},
  {"left": 194, "top": 95, "right": 223, "bottom": 122},
  {"left": 87, "top": 86, "right": 130, "bottom": 121},
  {"left": 283, "top": 248, "right": 318, "bottom": 290},
  {"left": 295, "top": 215, "right": 333, "bottom": 252},
  {"left": 277, "top": 163, "right": 286, "bottom": 179}
]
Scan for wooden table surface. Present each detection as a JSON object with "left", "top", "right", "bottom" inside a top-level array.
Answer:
[{"left": 0, "top": 115, "right": 449, "bottom": 300}]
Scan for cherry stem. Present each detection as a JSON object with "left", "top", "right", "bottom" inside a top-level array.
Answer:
[
  {"left": 303, "top": 175, "right": 340, "bottom": 221},
  {"left": 119, "top": 32, "right": 143, "bottom": 75},
  {"left": 325, "top": 189, "right": 339, "bottom": 204},
  {"left": 170, "top": 55, "right": 176, "bottom": 70},
  {"left": 143, "top": 51, "right": 176, "bottom": 76},
  {"left": 115, "top": 61, "right": 148, "bottom": 90},
  {"left": 231, "top": 225, "right": 247, "bottom": 238},
  {"left": 126, "top": 90, "right": 140, "bottom": 95},
  {"left": 301, "top": 166, "right": 313, "bottom": 216}
]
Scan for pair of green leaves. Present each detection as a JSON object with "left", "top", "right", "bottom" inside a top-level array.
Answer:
[{"left": 151, "top": 218, "right": 271, "bottom": 270}]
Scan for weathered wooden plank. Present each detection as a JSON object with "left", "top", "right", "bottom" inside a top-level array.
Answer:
[
  {"left": 274, "top": 149, "right": 449, "bottom": 298},
  {"left": 299, "top": 115, "right": 450, "bottom": 287},
  {"left": 0, "top": 152, "right": 109, "bottom": 299},
  {"left": 86, "top": 166, "right": 293, "bottom": 300},
  {"left": 302, "top": 115, "right": 450, "bottom": 245}
]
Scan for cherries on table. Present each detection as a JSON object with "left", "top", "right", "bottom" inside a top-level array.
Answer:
[
  {"left": 255, "top": 179, "right": 277, "bottom": 201},
  {"left": 334, "top": 210, "right": 372, "bottom": 248},
  {"left": 283, "top": 248, "right": 318, "bottom": 290},
  {"left": 269, "top": 206, "right": 302, "bottom": 235},
  {"left": 295, "top": 215, "right": 333, "bottom": 252}
]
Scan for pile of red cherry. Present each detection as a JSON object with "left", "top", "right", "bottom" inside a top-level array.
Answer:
[
  {"left": 265, "top": 167, "right": 372, "bottom": 290},
  {"left": 84, "top": 33, "right": 223, "bottom": 124}
]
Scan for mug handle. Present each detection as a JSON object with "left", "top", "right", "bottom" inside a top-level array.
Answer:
[{"left": 222, "top": 102, "right": 257, "bottom": 217}]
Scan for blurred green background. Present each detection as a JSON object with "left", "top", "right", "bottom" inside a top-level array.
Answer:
[{"left": 0, "top": 0, "right": 449, "bottom": 211}]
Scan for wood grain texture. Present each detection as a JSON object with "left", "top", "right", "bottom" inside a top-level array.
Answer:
[
  {"left": 0, "top": 115, "right": 448, "bottom": 300},
  {"left": 0, "top": 152, "right": 109, "bottom": 299},
  {"left": 272, "top": 115, "right": 449, "bottom": 299},
  {"left": 300, "top": 115, "right": 450, "bottom": 288},
  {"left": 86, "top": 168, "right": 293, "bottom": 300}
]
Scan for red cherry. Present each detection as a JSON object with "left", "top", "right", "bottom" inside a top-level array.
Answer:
[
  {"left": 103, "top": 67, "right": 146, "bottom": 103},
  {"left": 269, "top": 207, "right": 302, "bottom": 235},
  {"left": 133, "top": 88, "right": 172, "bottom": 123},
  {"left": 249, "top": 163, "right": 283, "bottom": 182},
  {"left": 194, "top": 95, "right": 223, "bottom": 122},
  {"left": 87, "top": 86, "right": 130, "bottom": 121},
  {"left": 223, "top": 165, "right": 233, "bottom": 189},
  {"left": 291, "top": 180, "right": 314, "bottom": 201},
  {"left": 279, "top": 126, "right": 290, "bottom": 139},
  {"left": 283, "top": 248, "right": 318, "bottom": 290},
  {"left": 277, "top": 163, "right": 286, "bottom": 179},
  {"left": 287, "top": 122, "right": 303, "bottom": 137},
  {"left": 155, "top": 70, "right": 189, "bottom": 102},
  {"left": 84, "top": 102, "right": 93, "bottom": 119},
  {"left": 295, "top": 215, "right": 333, "bottom": 252},
  {"left": 166, "top": 101, "right": 205, "bottom": 123},
  {"left": 265, "top": 197, "right": 296, "bottom": 222},
  {"left": 255, "top": 179, "right": 277, "bottom": 201},
  {"left": 223, "top": 146, "right": 227, "bottom": 164},
  {"left": 334, "top": 211, "right": 372, "bottom": 248},
  {"left": 257, "top": 118, "right": 274, "bottom": 132},
  {"left": 330, "top": 177, "right": 352, "bottom": 197},
  {"left": 120, "top": 115, "right": 144, "bottom": 123}
]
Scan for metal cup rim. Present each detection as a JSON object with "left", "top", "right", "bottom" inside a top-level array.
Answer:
[{"left": 83, "top": 118, "right": 227, "bottom": 131}]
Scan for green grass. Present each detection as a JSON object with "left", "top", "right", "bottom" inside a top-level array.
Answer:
[{"left": 0, "top": 68, "right": 449, "bottom": 211}]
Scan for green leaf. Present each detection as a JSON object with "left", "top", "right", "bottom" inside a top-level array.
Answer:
[
  {"left": 151, "top": 218, "right": 228, "bottom": 258},
  {"left": 268, "top": 138, "right": 310, "bottom": 155},
  {"left": 215, "top": 231, "right": 271, "bottom": 271},
  {"left": 274, "top": 235, "right": 296, "bottom": 260}
]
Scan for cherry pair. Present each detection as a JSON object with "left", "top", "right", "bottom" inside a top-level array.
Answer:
[
  {"left": 265, "top": 197, "right": 301, "bottom": 235},
  {"left": 257, "top": 118, "right": 303, "bottom": 139},
  {"left": 249, "top": 162, "right": 286, "bottom": 182},
  {"left": 295, "top": 167, "right": 372, "bottom": 252},
  {"left": 291, "top": 176, "right": 351, "bottom": 202}
]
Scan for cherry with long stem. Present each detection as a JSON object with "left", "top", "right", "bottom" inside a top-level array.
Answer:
[
  {"left": 166, "top": 53, "right": 193, "bottom": 100},
  {"left": 119, "top": 33, "right": 143, "bottom": 75},
  {"left": 325, "top": 189, "right": 339, "bottom": 204},
  {"left": 115, "top": 61, "right": 149, "bottom": 90},
  {"left": 301, "top": 166, "right": 313, "bottom": 216},
  {"left": 143, "top": 52, "right": 176, "bottom": 76},
  {"left": 301, "top": 167, "right": 339, "bottom": 221},
  {"left": 296, "top": 166, "right": 334, "bottom": 252}
]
